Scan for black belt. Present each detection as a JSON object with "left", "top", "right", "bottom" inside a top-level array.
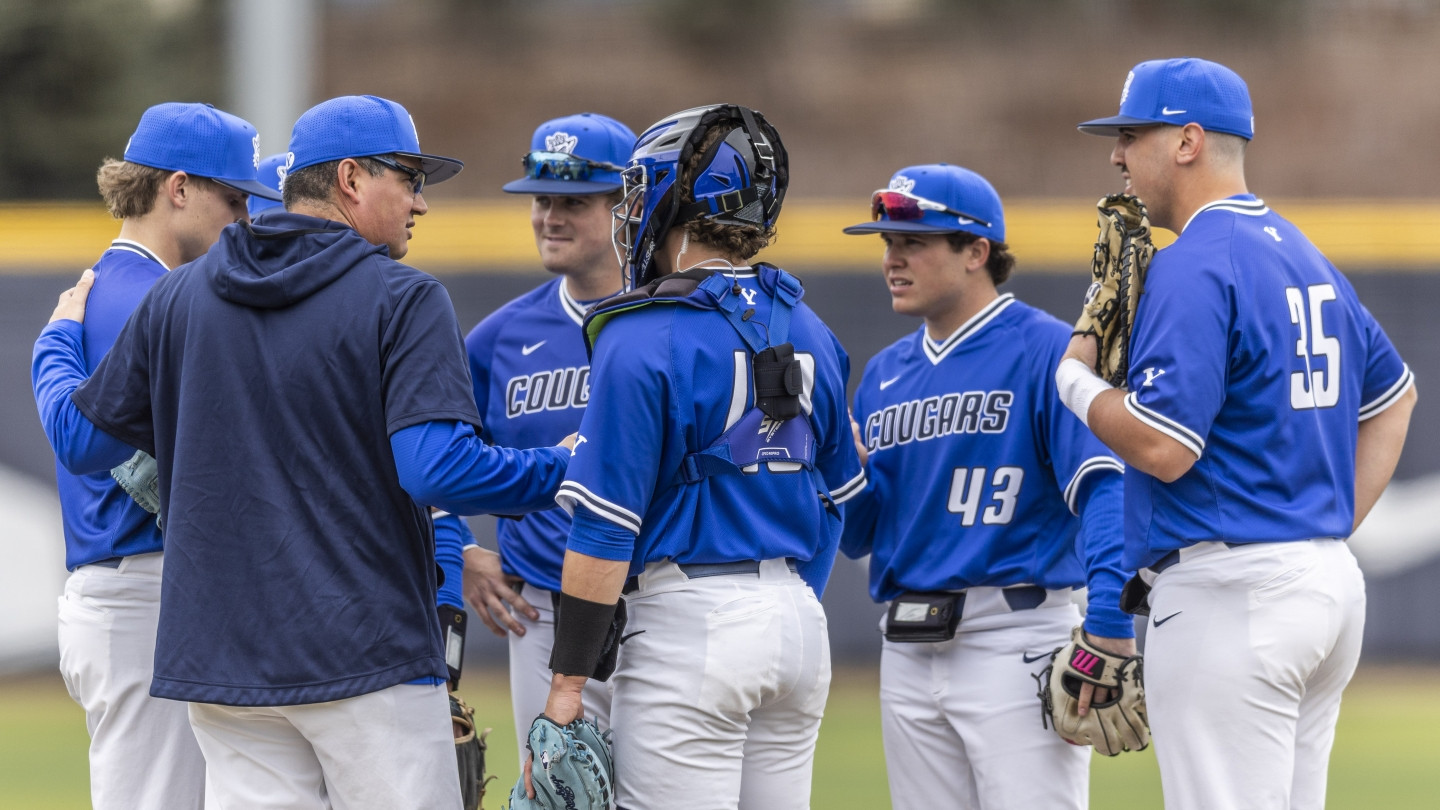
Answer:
[
  {"left": 1149, "top": 542, "right": 1244, "bottom": 575},
  {"left": 622, "top": 559, "right": 798, "bottom": 595},
  {"left": 89, "top": 557, "right": 125, "bottom": 569},
  {"left": 999, "top": 584, "right": 1048, "bottom": 611}
]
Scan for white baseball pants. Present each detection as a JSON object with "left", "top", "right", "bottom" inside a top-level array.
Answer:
[
  {"left": 880, "top": 599, "right": 1089, "bottom": 810},
  {"left": 609, "top": 559, "right": 831, "bottom": 810},
  {"left": 1144, "top": 539, "right": 1366, "bottom": 810},
  {"left": 508, "top": 583, "right": 614, "bottom": 768},
  {"left": 57, "top": 551, "right": 206, "bottom": 810},
  {"left": 188, "top": 682, "right": 462, "bottom": 810}
]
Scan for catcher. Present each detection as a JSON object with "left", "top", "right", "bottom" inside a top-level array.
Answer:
[{"left": 838, "top": 163, "right": 1142, "bottom": 809}]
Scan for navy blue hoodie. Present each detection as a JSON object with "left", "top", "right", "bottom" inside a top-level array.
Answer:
[{"left": 74, "top": 213, "right": 518, "bottom": 705}]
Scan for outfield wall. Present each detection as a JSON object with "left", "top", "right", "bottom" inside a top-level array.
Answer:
[{"left": 3, "top": 204, "right": 1438, "bottom": 669}]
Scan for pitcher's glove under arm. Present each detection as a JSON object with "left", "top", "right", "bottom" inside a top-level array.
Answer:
[
  {"left": 1036, "top": 626, "right": 1150, "bottom": 756},
  {"left": 111, "top": 449, "right": 160, "bottom": 514},
  {"left": 451, "top": 694, "right": 492, "bottom": 810},
  {"left": 506, "top": 715, "right": 613, "bottom": 810},
  {"left": 1072, "top": 193, "right": 1156, "bottom": 387}
]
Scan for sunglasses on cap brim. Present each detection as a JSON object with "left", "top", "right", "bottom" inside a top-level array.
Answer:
[
  {"left": 523, "top": 151, "right": 624, "bottom": 182},
  {"left": 870, "top": 189, "right": 992, "bottom": 229}
]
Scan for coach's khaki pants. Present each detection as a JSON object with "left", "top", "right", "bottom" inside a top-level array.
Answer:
[{"left": 189, "top": 682, "right": 463, "bottom": 810}]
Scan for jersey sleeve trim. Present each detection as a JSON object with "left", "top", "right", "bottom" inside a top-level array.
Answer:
[
  {"left": 1124, "top": 393, "right": 1204, "bottom": 458},
  {"left": 1062, "top": 456, "right": 1125, "bottom": 515},
  {"left": 555, "top": 481, "right": 642, "bottom": 534},
  {"left": 828, "top": 469, "right": 868, "bottom": 505},
  {"left": 1358, "top": 364, "right": 1415, "bottom": 422}
]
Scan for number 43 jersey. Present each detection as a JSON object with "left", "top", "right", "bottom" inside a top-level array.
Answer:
[
  {"left": 1123, "top": 195, "right": 1413, "bottom": 568},
  {"left": 842, "top": 294, "right": 1123, "bottom": 603}
]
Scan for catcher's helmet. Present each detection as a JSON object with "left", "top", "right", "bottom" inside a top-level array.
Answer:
[{"left": 611, "top": 104, "right": 787, "bottom": 290}]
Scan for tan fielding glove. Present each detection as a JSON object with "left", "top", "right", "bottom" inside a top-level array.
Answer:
[
  {"left": 1073, "top": 194, "right": 1156, "bottom": 387},
  {"left": 1037, "top": 626, "right": 1150, "bottom": 756}
]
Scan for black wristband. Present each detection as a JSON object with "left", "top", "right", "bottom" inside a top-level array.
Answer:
[{"left": 550, "top": 592, "right": 621, "bottom": 678}]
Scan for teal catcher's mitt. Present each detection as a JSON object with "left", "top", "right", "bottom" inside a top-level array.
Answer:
[{"left": 506, "top": 715, "right": 613, "bottom": 810}]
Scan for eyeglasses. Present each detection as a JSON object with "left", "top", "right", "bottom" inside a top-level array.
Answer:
[
  {"left": 523, "top": 151, "right": 624, "bottom": 182},
  {"left": 368, "top": 155, "right": 426, "bottom": 195},
  {"left": 870, "top": 189, "right": 992, "bottom": 229}
]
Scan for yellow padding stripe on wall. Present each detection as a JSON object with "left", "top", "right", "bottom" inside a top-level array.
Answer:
[{"left": 4, "top": 200, "right": 1439, "bottom": 274}]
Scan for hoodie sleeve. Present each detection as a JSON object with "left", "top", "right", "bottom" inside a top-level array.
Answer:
[{"left": 382, "top": 278, "right": 485, "bottom": 434}]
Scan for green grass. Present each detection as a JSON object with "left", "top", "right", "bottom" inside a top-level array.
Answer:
[{"left": 3, "top": 665, "right": 1436, "bottom": 809}]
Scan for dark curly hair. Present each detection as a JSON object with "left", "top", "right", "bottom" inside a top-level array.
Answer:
[{"left": 675, "top": 125, "right": 776, "bottom": 261}]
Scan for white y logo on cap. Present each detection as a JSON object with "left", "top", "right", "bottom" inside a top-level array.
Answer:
[
  {"left": 888, "top": 175, "right": 915, "bottom": 194},
  {"left": 545, "top": 132, "right": 579, "bottom": 154},
  {"left": 1120, "top": 71, "right": 1135, "bottom": 104},
  {"left": 276, "top": 152, "right": 295, "bottom": 192},
  {"left": 408, "top": 114, "right": 420, "bottom": 148},
  {"left": 252, "top": 134, "right": 261, "bottom": 168}
]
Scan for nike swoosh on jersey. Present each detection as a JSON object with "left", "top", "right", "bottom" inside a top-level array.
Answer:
[
  {"left": 1153, "top": 610, "right": 1183, "bottom": 627},
  {"left": 879, "top": 375, "right": 902, "bottom": 390},
  {"left": 521, "top": 340, "right": 547, "bottom": 356},
  {"left": 1022, "top": 651, "right": 1050, "bottom": 664}
]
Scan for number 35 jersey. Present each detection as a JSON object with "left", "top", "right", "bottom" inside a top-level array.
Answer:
[
  {"left": 842, "top": 294, "right": 1123, "bottom": 603},
  {"left": 1123, "top": 195, "right": 1413, "bottom": 568}
]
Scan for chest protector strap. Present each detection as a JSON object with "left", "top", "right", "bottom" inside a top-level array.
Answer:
[{"left": 582, "top": 264, "right": 820, "bottom": 488}]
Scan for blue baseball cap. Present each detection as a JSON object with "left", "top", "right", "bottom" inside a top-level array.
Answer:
[
  {"left": 247, "top": 153, "right": 288, "bottom": 217},
  {"left": 842, "top": 163, "right": 1005, "bottom": 243},
  {"left": 502, "top": 113, "right": 637, "bottom": 194},
  {"left": 1078, "top": 58, "right": 1254, "bottom": 140},
  {"left": 123, "top": 102, "right": 281, "bottom": 200},
  {"left": 287, "top": 95, "right": 463, "bottom": 185}
]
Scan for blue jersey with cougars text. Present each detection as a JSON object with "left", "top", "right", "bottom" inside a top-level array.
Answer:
[
  {"left": 465, "top": 278, "right": 605, "bottom": 592},
  {"left": 52, "top": 241, "right": 167, "bottom": 569},
  {"left": 558, "top": 266, "right": 867, "bottom": 595},
  {"left": 841, "top": 295, "right": 1127, "bottom": 628},
  {"left": 1123, "top": 195, "right": 1413, "bottom": 569}
]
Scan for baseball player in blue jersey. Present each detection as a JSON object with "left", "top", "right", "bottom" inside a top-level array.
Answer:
[
  {"left": 1061, "top": 58, "right": 1417, "bottom": 809},
  {"left": 35, "top": 95, "right": 574, "bottom": 810},
  {"left": 31, "top": 102, "right": 277, "bottom": 810},
  {"left": 840, "top": 163, "right": 1131, "bottom": 809},
  {"left": 527, "top": 104, "right": 866, "bottom": 809},
  {"left": 463, "top": 113, "right": 635, "bottom": 761}
]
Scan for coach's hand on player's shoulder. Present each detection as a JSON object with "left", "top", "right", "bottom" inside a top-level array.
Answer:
[
  {"left": 463, "top": 546, "right": 537, "bottom": 636},
  {"left": 558, "top": 432, "right": 579, "bottom": 452},
  {"left": 49, "top": 268, "right": 95, "bottom": 325},
  {"left": 1062, "top": 333, "right": 1099, "bottom": 371},
  {"left": 1076, "top": 632, "right": 1138, "bottom": 717}
]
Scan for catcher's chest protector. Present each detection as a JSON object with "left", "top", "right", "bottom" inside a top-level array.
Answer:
[{"left": 583, "top": 265, "right": 825, "bottom": 493}]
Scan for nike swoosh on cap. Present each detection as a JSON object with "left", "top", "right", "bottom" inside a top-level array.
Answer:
[
  {"left": 522, "top": 341, "right": 547, "bottom": 356},
  {"left": 1161, "top": 107, "right": 1188, "bottom": 115}
]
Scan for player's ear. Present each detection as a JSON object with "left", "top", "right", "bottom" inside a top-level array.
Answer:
[
  {"left": 966, "top": 237, "right": 992, "bottom": 274},
  {"left": 162, "top": 171, "right": 191, "bottom": 210},
  {"left": 1175, "top": 124, "right": 1205, "bottom": 166}
]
